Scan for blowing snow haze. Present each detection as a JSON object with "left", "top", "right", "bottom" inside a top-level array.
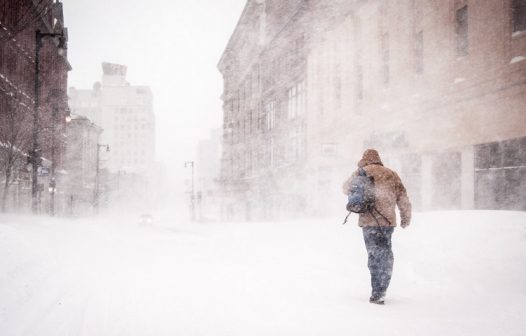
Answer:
[
  {"left": 1, "top": 0, "right": 524, "bottom": 216},
  {"left": 0, "top": 1, "right": 526, "bottom": 335},
  {"left": 216, "top": 0, "right": 526, "bottom": 220}
]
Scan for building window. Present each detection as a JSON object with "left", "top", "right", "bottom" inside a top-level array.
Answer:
[
  {"left": 287, "top": 81, "right": 305, "bottom": 120},
  {"left": 512, "top": 0, "right": 526, "bottom": 33},
  {"left": 475, "top": 137, "right": 526, "bottom": 210},
  {"left": 287, "top": 125, "right": 304, "bottom": 163},
  {"left": 455, "top": 5, "right": 469, "bottom": 57},
  {"left": 415, "top": 30, "right": 424, "bottom": 74},
  {"left": 265, "top": 101, "right": 276, "bottom": 130},
  {"left": 381, "top": 32, "right": 390, "bottom": 85}
]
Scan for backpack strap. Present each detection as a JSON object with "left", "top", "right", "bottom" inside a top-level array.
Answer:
[
  {"left": 358, "top": 167, "right": 367, "bottom": 177},
  {"left": 368, "top": 207, "right": 391, "bottom": 241},
  {"left": 371, "top": 206, "right": 392, "bottom": 227},
  {"left": 342, "top": 211, "right": 351, "bottom": 225}
]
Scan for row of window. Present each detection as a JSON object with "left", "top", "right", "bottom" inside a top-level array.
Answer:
[
  {"left": 225, "top": 35, "right": 305, "bottom": 120},
  {"left": 114, "top": 123, "right": 152, "bottom": 131},
  {"left": 262, "top": 35, "right": 305, "bottom": 92},
  {"left": 265, "top": 81, "right": 306, "bottom": 130},
  {"left": 225, "top": 80, "right": 306, "bottom": 146},
  {"left": 348, "top": 1, "right": 525, "bottom": 100},
  {"left": 229, "top": 131, "right": 305, "bottom": 178},
  {"left": 420, "top": 2, "right": 525, "bottom": 68},
  {"left": 0, "top": 44, "right": 35, "bottom": 99}
]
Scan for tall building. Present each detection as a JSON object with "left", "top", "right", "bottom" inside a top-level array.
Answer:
[
  {"left": 63, "top": 114, "right": 102, "bottom": 215},
  {"left": 306, "top": 0, "right": 526, "bottom": 212},
  {"left": 0, "top": 0, "right": 71, "bottom": 213},
  {"left": 69, "top": 63, "right": 156, "bottom": 175},
  {"left": 218, "top": 0, "right": 353, "bottom": 219},
  {"left": 219, "top": 0, "right": 526, "bottom": 220}
]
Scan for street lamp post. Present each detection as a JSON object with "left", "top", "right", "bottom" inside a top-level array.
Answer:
[
  {"left": 31, "top": 29, "right": 66, "bottom": 214},
  {"left": 184, "top": 161, "right": 195, "bottom": 221},
  {"left": 94, "top": 144, "right": 109, "bottom": 213}
]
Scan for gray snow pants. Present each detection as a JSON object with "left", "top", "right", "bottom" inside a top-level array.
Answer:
[{"left": 362, "top": 226, "right": 394, "bottom": 297}]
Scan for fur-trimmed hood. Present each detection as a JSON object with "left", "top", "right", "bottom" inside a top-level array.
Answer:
[{"left": 358, "top": 149, "right": 383, "bottom": 168}]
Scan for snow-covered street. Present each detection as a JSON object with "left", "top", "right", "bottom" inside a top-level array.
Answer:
[{"left": 1, "top": 211, "right": 525, "bottom": 336}]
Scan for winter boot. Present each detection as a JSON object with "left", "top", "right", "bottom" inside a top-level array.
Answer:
[{"left": 369, "top": 294, "right": 385, "bottom": 305}]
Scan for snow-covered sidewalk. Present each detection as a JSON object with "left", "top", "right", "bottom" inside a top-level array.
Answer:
[{"left": 0, "top": 211, "right": 525, "bottom": 336}]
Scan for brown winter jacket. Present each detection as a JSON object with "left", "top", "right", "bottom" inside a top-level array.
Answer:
[{"left": 342, "top": 149, "right": 412, "bottom": 228}]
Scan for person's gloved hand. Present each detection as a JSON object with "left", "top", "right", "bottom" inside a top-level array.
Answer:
[{"left": 401, "top": 221, "right": 410, "bottom": 229}]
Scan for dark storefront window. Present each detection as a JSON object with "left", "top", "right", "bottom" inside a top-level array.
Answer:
[
  {"left": 512, "top": 0, "right": 526, "bottom": 33},
  {"left": 474, "top": 137, "right": 526, "bottom": 210}
]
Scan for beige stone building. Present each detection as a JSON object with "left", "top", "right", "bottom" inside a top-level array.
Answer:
[
  {"left": 69, "top": 63, "right": 156, "bottom": 175},
  {"left": 308, "top": 0, "right": 526, "bottom": 212},
  {"left": 69, "top": 63, "right": 156, "bottom": 211},
  {"left": 218, "top": 0, "right": 327, "bottom": 220},
  {"left": 219, "top": 0, "right": 526, "bottom": 220}
]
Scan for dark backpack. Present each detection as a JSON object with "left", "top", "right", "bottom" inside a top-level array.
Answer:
[{"left": 346, "top": 168, "right": 375, "bottom": 213}]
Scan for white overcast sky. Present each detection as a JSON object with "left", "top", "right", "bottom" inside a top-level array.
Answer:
[{"left": 63, "top": 0, "right": 246, "bottom": 166}]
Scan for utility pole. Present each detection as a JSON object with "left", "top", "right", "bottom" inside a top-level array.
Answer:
[
  {"left": 94, "top": 144, "right": 109, "bottom": 214},
  {"left": 31, "top": 30, "right": 66, "bottom": 214},
  {"left": 184, "top": 161, "right": 195, "bottom": 221}
]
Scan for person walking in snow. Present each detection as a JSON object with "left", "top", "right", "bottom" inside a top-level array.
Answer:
[{"left": 342, "top": 149, "right": 412, "bottom": 304}]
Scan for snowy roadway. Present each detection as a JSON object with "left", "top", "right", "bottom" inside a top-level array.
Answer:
[{"left": 1, "top": 211, "right": 525, "bottom": 336}]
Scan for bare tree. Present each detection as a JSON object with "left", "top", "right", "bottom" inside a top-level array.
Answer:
[{"left": 0, "top": 95, "right": 31, "bottom": 212}]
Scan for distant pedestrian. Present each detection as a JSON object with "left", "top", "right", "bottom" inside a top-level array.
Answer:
[{"left": 342, "top": 149, "right": 411, "bottom": 304}]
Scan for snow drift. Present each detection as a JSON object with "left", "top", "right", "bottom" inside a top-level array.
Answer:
[{"left": 0, "top": 210, "right": 525, "bottom": 335}]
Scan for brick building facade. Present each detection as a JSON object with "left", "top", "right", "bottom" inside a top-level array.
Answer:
[{"left": 0, "top": 0, "right": 71, "bottom": 213}]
